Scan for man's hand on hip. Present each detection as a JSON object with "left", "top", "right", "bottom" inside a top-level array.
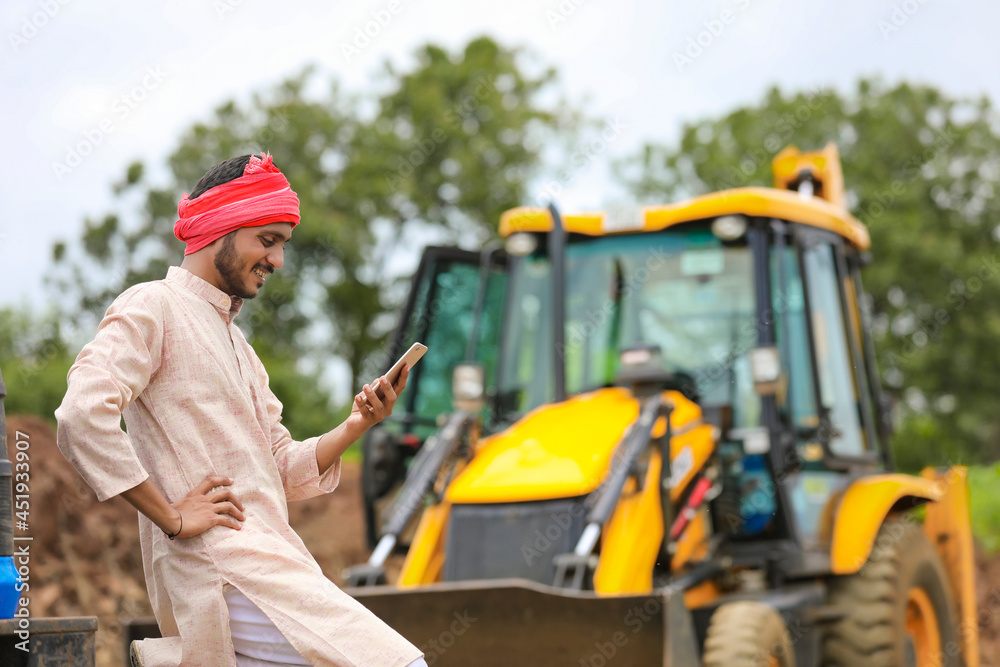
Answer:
[
  {"left": 170, "top": 475, "right": 246, "bottom": 538},
  {"left": 119, "top": 475, "right": 245, "bottom": 539}
]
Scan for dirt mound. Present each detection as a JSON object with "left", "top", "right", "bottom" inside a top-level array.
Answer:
[
  {"left": 5, "top": 413, "right": 1000, "bottom": 665},
  {"left": 977, "top": 543, "right": 1000, "bottom": 664},
  {"left": 5, "top": 414, "right": 148, "bottom": 666}
]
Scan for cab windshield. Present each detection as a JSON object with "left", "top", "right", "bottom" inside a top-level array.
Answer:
[{"left": 497, "top": 226, "right": 760, "bottom": 428}]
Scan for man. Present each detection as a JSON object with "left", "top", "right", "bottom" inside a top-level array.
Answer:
[{"left": 56, "top": 153, "right": 426, "bottom": 667}]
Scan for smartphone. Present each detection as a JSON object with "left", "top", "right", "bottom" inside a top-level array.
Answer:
[{"left": 371, "top": 342, "right": 427, "bottom": 399}]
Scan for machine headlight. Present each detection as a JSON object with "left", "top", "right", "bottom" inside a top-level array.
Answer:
[
  {"left": 749, "top": 346, "right": 781, "bottom": 395},
  {"left": 711, "top": 215, "right": 747, "bottom": 241},
  {"left": 504, "top": 233, "right": 538, "bottom": 257}
]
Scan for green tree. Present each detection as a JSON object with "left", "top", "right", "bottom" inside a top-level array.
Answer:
[
  {"left": 343, "top": 36, "right": 571, "bottom": 379},
  {"left": 0, "top": 307, "right": 77, "bottom": 422},
  {"left": 49, "top": 37, "right": 572, "bottom": 435},
  {"left": 618, "top": 80, "right": 1000, "bottom": 468},
  {"left": 351, "top": 37, "right": 562, "bottom": 239}
]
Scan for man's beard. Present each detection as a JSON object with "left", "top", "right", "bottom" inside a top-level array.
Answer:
[{"left": 214, "top": 233, "right": 257, "bottom": 299}]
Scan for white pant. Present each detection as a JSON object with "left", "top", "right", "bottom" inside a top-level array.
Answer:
[
  {"left": 225, "top": 588, "right": 309, "bottom": 666},
  {"left": 225, "top": 588, "right": 427, "bottom": 667}
]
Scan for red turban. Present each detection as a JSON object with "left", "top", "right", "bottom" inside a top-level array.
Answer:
[{"left": 174, "top": 153, "right": 300, "bottom": 255}]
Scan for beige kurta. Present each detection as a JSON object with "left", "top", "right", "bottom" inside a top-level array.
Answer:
[{"left": 55, "top": 266, "right": 422, "bottom": 667}]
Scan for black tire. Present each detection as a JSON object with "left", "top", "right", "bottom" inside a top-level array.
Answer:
[
  {"left": 823, "top": 519, "right": 960, "bottom": 666},
  {"left": 702, "top": 600, "right": 795, "bottom": 666}
]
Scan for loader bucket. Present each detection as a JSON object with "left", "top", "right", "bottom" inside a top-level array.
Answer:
[{"left": 347, "top": 578, "right": 699, "bottom": 666}]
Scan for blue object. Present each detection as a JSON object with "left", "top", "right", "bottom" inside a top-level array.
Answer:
[
  {"left": 739, "top": 454, "right": 777, "bottom": 534},
  {"left": 0, "top": 556, "right": 23, "bottom": 618}
]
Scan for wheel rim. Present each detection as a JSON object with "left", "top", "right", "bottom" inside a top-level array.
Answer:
[{"left": 905, "top": 587, "right": 941, "bottom": 667}]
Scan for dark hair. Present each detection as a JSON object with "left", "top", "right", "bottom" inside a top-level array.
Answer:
[{"left": 189, "top": 154, "right": 253, "bottom": 199}]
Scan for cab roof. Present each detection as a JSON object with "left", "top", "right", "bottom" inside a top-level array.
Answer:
[{"left": 499, "top": 186, "right": 870, "bottom": 251}]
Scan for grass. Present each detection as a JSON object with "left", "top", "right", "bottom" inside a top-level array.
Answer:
[
  {"left": 341, "top": 441, "right": 362, "bottom": 463},
  {"left": 968, "top": 463, "right": 1000, "bottom": 554}
]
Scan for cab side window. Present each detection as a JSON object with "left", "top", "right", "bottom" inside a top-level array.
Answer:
[
  {"left": 802, "top": 242, "right": 867, "bottom": 456},
  {"left": 771, "top": 245, "right": 818, "bottom": 431},
  {"left": 397, "top": 255, "right": 506, "bottom": 436}
]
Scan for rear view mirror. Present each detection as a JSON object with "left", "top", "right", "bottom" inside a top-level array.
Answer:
[{"left": 452, "top": 364, "right": 486, "bottom": 412}]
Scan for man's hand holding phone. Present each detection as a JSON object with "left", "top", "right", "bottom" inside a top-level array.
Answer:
[
  {"left": 352, "top": 342, "right": 427, "bottom": 425},
  {"left": 317, "top": 344, "right": 427, "bottom": 473},
  {"left": 352, "top": 367, "right": 407, "bottom": 425}
]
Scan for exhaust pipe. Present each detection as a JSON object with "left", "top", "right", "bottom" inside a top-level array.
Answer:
[{"left": 548, "top": 203, "right": 567, "bottom": 403}]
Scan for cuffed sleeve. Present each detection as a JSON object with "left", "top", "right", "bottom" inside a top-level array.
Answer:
[
  {"left": 270, "top": 430, "right": 342, "bottom": 502},
  {"left": 55, "top": 286, "right": 162, "bottom": 501}
]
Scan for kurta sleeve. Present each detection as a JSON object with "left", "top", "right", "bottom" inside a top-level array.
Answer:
[
  {"left": 243, "top": 342, "right": 341, "bottom": 502},
  {"left": 55, "top": 286, "right": 164, "bottom": 502}
]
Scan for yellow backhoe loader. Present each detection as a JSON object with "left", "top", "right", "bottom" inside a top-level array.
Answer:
[{"left": 346, "top": 144, "right": 979, "bottom": 666}]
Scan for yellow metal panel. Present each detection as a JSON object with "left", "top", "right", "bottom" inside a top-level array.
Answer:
[
  {"left": 446, "top": 389, "right": 635, "bottom": 503},
  {"left": 682, "top": 580, "right": 721, "bottom": 610},
  {"left": 500, "top": 207, "right": 605, "bottom": 237},
  {"left": 667, "top": 390, "right": 703, "bottom": 430},
  {"left": 772, "top": 143, "right": 847, "bottom": 209},
  {"left": 671, "top": 506, "right": 710, "bottom": 571},
  {"left": 398, "top": 502, "right": 451, "bottom": 587},
  {"left": 830, "top": 474, "right": 943, "bottom": 574},
  {"left": 921, "top": 466, "right": 980, "bottom": 666},
  {"left": 589, "top": 421, "right": 713, "bottom": 594},
  {"left": 593, "top": 452, "right": 664, "bottom": 594},
  {"left": 499, "top": 187, "right": 869, "bottom": 250},
  {"left": 666, "top": 425, "right": 715, "bottom": 503},
  {"left": 445, "top": 388, "right": 702, "bottom": 504}
]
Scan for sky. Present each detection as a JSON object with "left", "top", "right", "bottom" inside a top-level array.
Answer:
[{"left": 2, "top": 0, "right": 997, "bottom": 316}]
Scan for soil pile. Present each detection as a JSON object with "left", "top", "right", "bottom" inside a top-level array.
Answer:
[{"left": 977, "top": 544, "right": 1000, "bottom": 664}]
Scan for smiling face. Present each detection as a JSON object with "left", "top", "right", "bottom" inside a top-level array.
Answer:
[{"left": 210, "top": 222, "right": 292, "bottom": 299}]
